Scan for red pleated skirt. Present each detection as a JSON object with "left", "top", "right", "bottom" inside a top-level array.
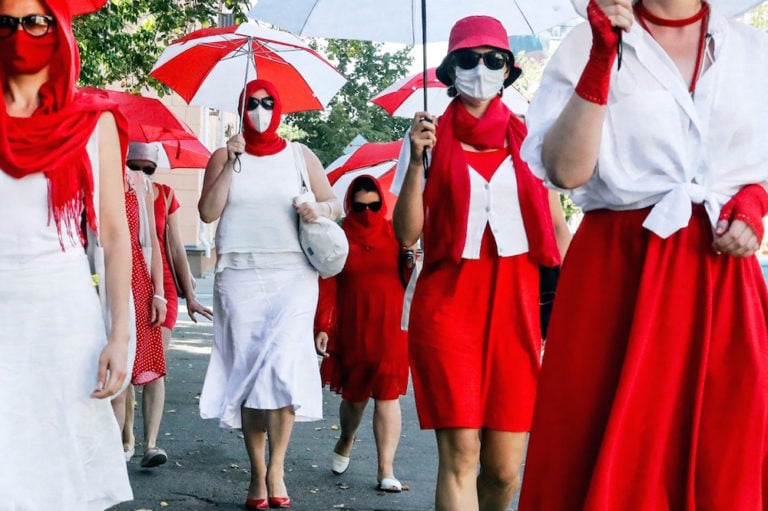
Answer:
[
  {"left": 519, "top": 207, "right": 768, "bottom": 511},
  {"left": 408, "top": 229, "right": 541, "bottom": 431}
]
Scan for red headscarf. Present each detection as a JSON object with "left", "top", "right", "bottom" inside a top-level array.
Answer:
[
  {"left": 423, "top": 96, "right": 560, "bottom": 267},
  {"left": 342, "top": 174, "right": 393, "bottom": 249},
  {"left": 238, "top": 79, "right": 287, "bottom": 156},
  {"left": 0, "top": 0, "right": 128, "bottom": 244}
]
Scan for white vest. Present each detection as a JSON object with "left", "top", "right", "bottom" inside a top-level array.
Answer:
[
  {"left": 462, "top": 155, "right": 529, "bottom": 259},
  {"left": 215, "top": 145, "right": 303, "bottom": 255}
]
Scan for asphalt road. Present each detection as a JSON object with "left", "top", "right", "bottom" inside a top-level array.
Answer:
[{"left": 111, "top": 276, "right": 462, "bottom": 511}]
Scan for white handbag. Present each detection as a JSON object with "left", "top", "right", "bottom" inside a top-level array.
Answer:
[{"left": 291, "top": 143, "right": 349, "bottom": 278}]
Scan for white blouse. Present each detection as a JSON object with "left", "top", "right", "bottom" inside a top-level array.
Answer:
[
  {"left": 463, "top": 156, "right": 529, "bottom": 259},
  {"left": 522, "top": 8, "right": 768, "bottom": 238}
]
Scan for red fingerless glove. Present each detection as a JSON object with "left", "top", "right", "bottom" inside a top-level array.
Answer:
[
  {"left": 718, "top": 184, "right": 768, "bottom": 241},
  {"left": 575, "top": 0, "right": 619, "bottom": 105}
]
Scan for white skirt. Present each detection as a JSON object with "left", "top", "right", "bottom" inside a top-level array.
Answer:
[
  {"left": 200, "top": 263, "right": 322, "bottom": 428},
  {"left": 0, "top": 253, "right": 133, "bottom": 510}
]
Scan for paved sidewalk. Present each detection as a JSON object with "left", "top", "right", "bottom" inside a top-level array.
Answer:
[{"left": 114, "top": 275, "right": 493, "bottom": 511}]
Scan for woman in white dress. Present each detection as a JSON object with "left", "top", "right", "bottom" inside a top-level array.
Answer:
[
  {"left": 199, "top": 78, "right": 341, "bottom": 510},
  {"left": 0, "top": 0, "right": 133, "bottom": 509}
]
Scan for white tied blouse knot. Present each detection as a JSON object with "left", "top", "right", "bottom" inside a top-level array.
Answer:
[{"left": 522, "top": 7, "right": 768, "bottom": 238}]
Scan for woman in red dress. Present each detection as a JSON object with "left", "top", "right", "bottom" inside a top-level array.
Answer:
[
  {"left": 393, "top": 15, "right": 570, "bottom": 511},
  {"left": 315, "top": 175, "right": 409, "bottom": 492},
  {"left": 121, "top": 142, "right": 212, "bottom": 469}
]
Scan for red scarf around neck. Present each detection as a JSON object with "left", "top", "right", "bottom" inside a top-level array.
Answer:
[
  {"left": 238, "top": 79, "right": 287, "bottom": 157},
  {"left": 0, "top": 0, "right": 128, "bottom": 245},
  {"left": 342, "top": 174, "right": 394, "bottom": 250},
  {"left": 424, "top": 96, "right": 560, "bottom": 267}
]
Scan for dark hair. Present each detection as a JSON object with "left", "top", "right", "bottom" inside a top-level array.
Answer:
[{"left": 351, "top": 176, "right": 378, "bottom": 195}]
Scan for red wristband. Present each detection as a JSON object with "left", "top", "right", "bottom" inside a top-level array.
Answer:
[
  {"left": 575, "top": 0, "right": 619, "bottom": 105},
  {"left": 718, "top": 184, "right": 768, "bottom": 241}
]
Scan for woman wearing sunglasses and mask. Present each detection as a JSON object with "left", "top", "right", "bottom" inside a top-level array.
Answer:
[
  {"left": 518, "top": 0, "right": 768, "bottom": 509},
  {"left": 393, "top": 15, "right": 570, "bottom": 511},
  {"left": 314, "top": 175, "right": 410, "bottom": 493},
  {"left": 0, "top": 0, "right": 134, "bottom": 508},
  {"left": 198, "top": 79, "right": 340, "bottom": 510}
]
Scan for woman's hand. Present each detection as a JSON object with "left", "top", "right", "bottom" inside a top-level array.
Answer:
[
  {"left": 151, "top": 295, "right": 167, "bottom": 328},
  {"left": 595, "top": 0, "right": 633, "bottom": 33},
  {"left": 294, "top": 201, "right": 326, "bottom": 223},
  {"left": 187, "top": 297, "right": 214, "bottom": 323},
  {"left": 226, "top": 133, "right": 246, "bottom": 162},
  {"left": 91, "top": 339, "right": 128, "bottom": 399},
  {"left": 315, "top": 331, "right": 329, "bottom": 358},
  {"left": 408, "top": 111, "right": 436, "bottom": 166},
  {"left": 712, "top": 219, "right": 760, "bottom": 257}
]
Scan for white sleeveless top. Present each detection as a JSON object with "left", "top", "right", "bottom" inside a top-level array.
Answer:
[
  {"left": 0, "top": 133, "right": 98, "bottom": 268},
  {"left": 462, "top": 155, "right": 529, "bottom": 259},
  {"left": 215, "top": 144, "right": 307, "bottom": 271}
]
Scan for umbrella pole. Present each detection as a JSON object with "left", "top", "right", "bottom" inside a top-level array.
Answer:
[
  {"left": 421, "top": 0, "right": 429, "bottom": 177},
  {"left": 238, "top": 36, "right": 253, "bottom": 133}
]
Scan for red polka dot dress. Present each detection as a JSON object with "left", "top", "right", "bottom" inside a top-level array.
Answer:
[{"left": 126, "top": 189, "right": 166, "bottom": 385}]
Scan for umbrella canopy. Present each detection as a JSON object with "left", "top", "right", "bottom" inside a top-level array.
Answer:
[
  {"left": 150, "top": 22, "right": 347, "bottom": 115},
  {"left": 372, "top": 67, "right": 529, "bottom": 118},
  {"left": 327, "top": 140, "right": 403, "bottom": 218},
  {"left": 249, "top": 0, "right": 578, "bottom": 44},
  {"left": 570, "top": 0, "right": 765, "bottom": 18},
  {"left": 70, "top": 0, "right": 107, "bottom": 16},
  {"left": 85, "top": 88, "right": 199, "bottom": 143},
  {"left": 158, "top": 139, "right": 211, "bottom": 169},
  {"left": 81, "top": 88, "right": 211, "bottom": 169}
]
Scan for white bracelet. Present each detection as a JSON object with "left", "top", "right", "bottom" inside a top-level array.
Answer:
[
  {"left": 326, "top": 202, "right": 333, "bottom": 217},
  {"left": 153, "top": 294, "right": 168, "bottom": 304}
]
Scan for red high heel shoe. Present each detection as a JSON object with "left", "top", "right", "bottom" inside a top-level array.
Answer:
[
  {"left": 245, "top": 498, "right": 269, "bottom": 510},
  {"left": 268, "top": 496, "right": 291, "bottom": 508}
]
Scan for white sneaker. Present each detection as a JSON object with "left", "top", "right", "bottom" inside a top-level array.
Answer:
[{"left": 331, "top": 451, "right": 350, "bottom": 475}]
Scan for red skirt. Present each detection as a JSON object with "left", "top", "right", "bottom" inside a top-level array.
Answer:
[
  {"left": 408, "top": 229, "right": 541, "bottom": 431},
  {"left": 519, "top": 207, "right": 768, "bottom": 511}
]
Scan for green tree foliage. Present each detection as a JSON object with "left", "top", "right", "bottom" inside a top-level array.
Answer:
[
  {"left": 73, "top": 0, "right": 247, "bottom": 92},
  {"left": 285, "top": 40, "right": 414, "bottom": 166}
]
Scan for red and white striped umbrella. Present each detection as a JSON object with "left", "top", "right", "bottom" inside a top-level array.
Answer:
[
  {"left": 150, "top": 23, "right": 346, "bottom": 115},
  {"left": 327, "top": 140, "right": 403, "bottom": 218},
  {"left": 372, "top": 67, "right": 529, "bottom": 118}
]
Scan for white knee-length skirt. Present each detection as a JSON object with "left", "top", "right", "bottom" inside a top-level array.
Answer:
[
  {"left": 0, "top": 253, "right": 133, "bottom": 510},
  {"left": 200, "top": 263, "right": 322, "bottom": 428}
]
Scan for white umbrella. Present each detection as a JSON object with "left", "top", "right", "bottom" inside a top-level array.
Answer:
[{"left": 249, "top": 0, "right": 579, "bottom": 44}]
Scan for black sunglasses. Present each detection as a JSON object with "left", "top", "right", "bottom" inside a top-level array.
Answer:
[
  {"left": 0, "top": 15, "right": 55, "bottom": 39},
  {"left": 453, "top": 49, "right": 509, "bottom": 71},
  {"left": 351, "top": 201, "right": 382, "bottom": 213},
  {"left": 247, "top": 96, "right": 275, "bottom": 111},
  {"left": 127, "top": 163, "right": 157, "bottom": 174}
]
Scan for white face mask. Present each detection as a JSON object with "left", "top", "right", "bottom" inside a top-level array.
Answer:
[
  {"left": 453, "top": 65, "right": 506, "bottom": 102},
  {"left": 248, "top": 106, "right": 273, "bottom": 133}
]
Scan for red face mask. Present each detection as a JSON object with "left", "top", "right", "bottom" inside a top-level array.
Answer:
[{"left": 0, "top": 30, "right": 58, "bottom": 75}]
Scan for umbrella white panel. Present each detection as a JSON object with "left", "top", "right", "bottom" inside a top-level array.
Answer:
[
  {"left": 250, "top": 0, "right": 579, "bottom": 43},
  {"left": 331, "top": 161, "right": 397, "bottom": 200},
  {"left": 326, "top": 153, "right": 352, "bottom": 174}
]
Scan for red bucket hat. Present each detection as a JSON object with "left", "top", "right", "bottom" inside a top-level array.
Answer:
[{"left": 436, "top": 15, "right": 521, "bottom": 88}]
